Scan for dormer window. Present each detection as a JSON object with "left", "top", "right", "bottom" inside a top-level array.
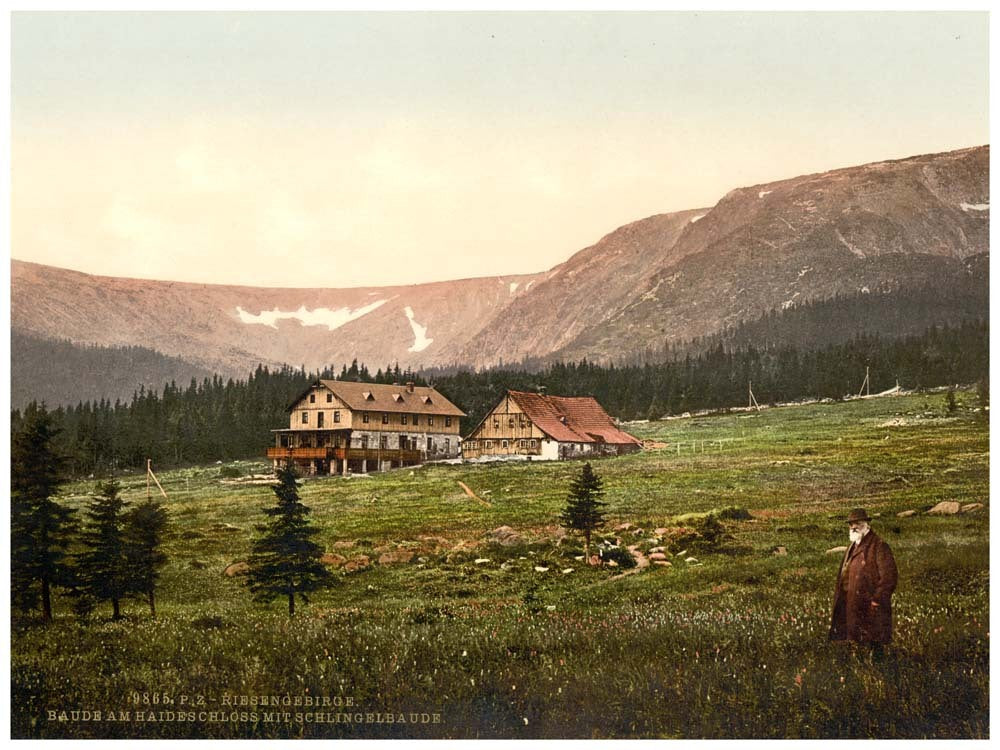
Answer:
[
  {"left": 422, "top": 395, "right": 432, "bottom": 405},
  {"left": 392, "top": 393, "right": 403, "bottom": 402},
  {"left": 363, "top": 391, "right": 375, "bottom": 401},
  {"left": 309, "top": 394, "right": 316, "bottom": 403}
]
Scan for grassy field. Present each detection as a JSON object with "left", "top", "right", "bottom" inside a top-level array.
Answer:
[{"left": 11, "top": 389, "right": 989, "bottom": 738}]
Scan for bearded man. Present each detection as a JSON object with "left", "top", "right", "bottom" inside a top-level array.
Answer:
[{"left": 829, "top": 508, "right": 898, "bottom": 650}]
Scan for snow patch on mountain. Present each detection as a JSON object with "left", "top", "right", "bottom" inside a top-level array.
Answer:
[
  {"left": 236, "top": 300, "right": 388, "bottom": 331},
  {"left": 960, "top": 202, "right": 989, "bottom": 212},
  {"left": 509, "top": 282, "right": 519, "bottom": 295},
  {"left": 404, "top": 306, "right": 433, "bottom": 353},
  {"left": 690, "top": 214, "right": 705, "bottom": 223},
  {"left": 759, "top": 190, "right": 772, "bottom": 199}
]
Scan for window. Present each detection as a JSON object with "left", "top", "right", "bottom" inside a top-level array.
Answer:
[
  {"left": 445, "top": 417, "right": 452, "bottom": 427},
  {"left": 382, "top": 413, "right": 389, "bottom": 424},
  {"left": 412, "top": 414, "right": 419, "bottom": 426},
  {"left": 427, "top": 415, "right": 434, "bottom": 426},
  {"left": 301, "top": 411, "right": 309, "bottom": 424},
  {"left": 317, "top": 412, "right": 325, "bottom": 428},
  {"left": 310, "top": 393, "right": 316, "bottom": 403},
  {"left": 444, "top": 439, "right": 450, "bottom": 452},
  {"left": 380, "top": 435, "right": 388, "bottom": 449},
  {"left": 519, "top": 439, "right": 525, "bottom": 447},
  {"left": 509, "top": 418, "right": 515, "bottom": 428},
  {"left": 363, "top": 412, "right": 370, "bottom": 424},
  {"left": 493, "top": 418, "right": 500, "bottom": 428},
  {"left": 326, "top": 393, "right": 333, "bottom": 403},
  {"left": 334, "top": 410, "right": 341, "bottom": 423},
  {"left": 485, "top": 440, "right": 493, "bottom": 449},
  {"left": 502, "top": 440, "right": 508, "bottom": 449},
  {"left": 530, "top": 439, "right": 537, "bottom": 447},
  {"left": 401, "top": 414, "right": 408, "bottom": 425}
]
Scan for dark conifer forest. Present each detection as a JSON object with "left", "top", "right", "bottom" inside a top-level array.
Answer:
[{"left": 12, "top": 311, "right": 987, "bottom": 478}]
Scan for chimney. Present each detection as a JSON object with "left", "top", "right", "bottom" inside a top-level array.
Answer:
[
  {"left": 538, "top": 385, "right": 547, "bottom": 395},
  {"left": 406, "top": 381, "right": 414, "bottom": 393}
]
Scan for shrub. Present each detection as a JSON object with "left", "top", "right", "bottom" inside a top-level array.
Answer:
[{"left": 219, "top": 465, "right": 242, "bottom": 479}]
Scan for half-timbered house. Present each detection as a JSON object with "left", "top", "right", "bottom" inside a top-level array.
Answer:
[{"left": 462, "top": 390, "right": 641, "bottom": 460}]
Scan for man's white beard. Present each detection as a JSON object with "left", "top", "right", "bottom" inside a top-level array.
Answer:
[{"left": 849, "top": 525, "right": 868, "bottom": 544}]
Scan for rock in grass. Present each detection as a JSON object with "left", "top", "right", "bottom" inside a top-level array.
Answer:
[
  {"left": 378, "top": 549, "right": 415, "bottom": 565},
  {"left": 684, "top": 556, "right": 698, "bottom": 563},
  {"left": 896, "top": 510, "right": 918, "bottom": 518},
  {"left": 474, "top": 558, "right": 491, "bottom": 565},
  {"left": 190, "top": 560, "right": 209, "bottom": 569},
  {"left": 534, "top": 566, "right": 550, "bottom": 573},
  {"left": 773, "top": 546, "right": 788, "bottom": 556},
  {"left": 486, "top": 526, "right": 525, "bottom": 547},
  {"left": 653, "top": 560, "right": 672, "bottom": 567},
  {"left": 649, "top": 552, "right": 669, "bottom": 562},
  {"left": 562, "top": 568, "right": 574, "bottom": 574},
  {"left": 343, "top": 555, "right": 371, "bottom": 573},
  {"left": 333, "top": 540, "right": 356, "bottom": 550},
  {"left": 961, "top": 503, "right": 985, "bottom": 514},
  {"left": 320, "top": 553, "right": 347, "bottom": 567},
  {"left": 928, "top": 501, "right": 962, "bottom": 515},
  {"left": 222, "top": 561, "right": 249, "bottom": 577},
  {"left": 826, "top": 546, "right": 848, "bottom": 555}
]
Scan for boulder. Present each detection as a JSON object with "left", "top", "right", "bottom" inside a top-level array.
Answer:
[
  {"left": 561, "top": 568, "right": 574, "bottom": 575},
  {"left": 896, "top": 510, "right": 918, "bottom": 518},
  {"left": 613, "top": 522, "right": 633, "bottom": 532},
  {"left": 486, "top": 526, "right": 525, "bottom": 547},
  {"left": 648, "top": 546, "right": 666, "bottom": 554},
  {"left": 961, "top": 503, "right": 985, "bottom": 514},
  {"left": 474, "top": 558, "right": 491, "bottom": 565},
  {"left": 223, "top": 561, "right": 249, "bottom": 577},
  {"left": 654, "top": 527, "right": 670, "bottom": 536},
  {"left": 649, "top": 552, "right": 669, "bottom": 562},
  {"left": 320, "top": 553, "right": 347, "bottom": 567},
  {"left": 378, "top": 549, "right": 415, "bottom": 565},
  {"left": 653, "top": 560, "right": 672, "bottom": 567},
  {"left": 826, "top": 546, "right": 848, "bottom": 555},
  {"left": 332, "top": 540, "right": 356, "bottom": 550},
  {"left": 343, "top": 555, "right": 371, "bottom": 573},
  {"left": 928, "top": 501, "right": 962, "bottom": 515},
  {"left": 684, "top": 556, "right": 698, "bottom": 564},
  {"left": 534, "top": 566, "right": 550, "bottom": 573},
  {"left": 773, "top": 546, "right": 788, "bottom": 556}
]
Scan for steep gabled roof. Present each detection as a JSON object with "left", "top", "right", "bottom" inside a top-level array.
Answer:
[
  {"left": 288, "top": 380, "right": 465, "bottom": 417},
  {"left": 506, "top": 390, "right": 641, "bottom": 445}
]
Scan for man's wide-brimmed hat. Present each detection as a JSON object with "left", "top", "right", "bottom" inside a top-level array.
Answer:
[{"left": 846, "top": 508, "right": 872, "bottom": 524}]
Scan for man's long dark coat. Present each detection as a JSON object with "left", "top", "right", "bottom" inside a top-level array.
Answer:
[{"left": 829, "top": 529, "right": 898, "bottom": 644}]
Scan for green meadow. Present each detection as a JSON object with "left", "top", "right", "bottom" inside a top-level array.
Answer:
[{"left": 11, "top": 390, "right": 988, "bottom": 738}]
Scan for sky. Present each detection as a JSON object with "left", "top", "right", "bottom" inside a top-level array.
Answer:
[{"left": 10, "top": 11, "right": 990, "bottom": 289}]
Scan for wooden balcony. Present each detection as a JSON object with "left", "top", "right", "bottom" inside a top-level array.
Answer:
[{"left": 267, "top": 446, "right": 424, "bottom": 463}]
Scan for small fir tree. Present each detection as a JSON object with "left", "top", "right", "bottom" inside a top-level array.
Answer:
[
  {"left": 77, "top": 481, "right": 131, "bottom": 619},
  {"left": 126, "top": 499, "right": 170, "bottom": 616},
  {"left": 246, "top": 467, "right": 335, "bottom": 616},
  {"left": 945, "top": 387, "right": 958, "bottom": 414},
  {"left": 11, "top": 403, "right": 75, "bottom": 620},
  {"left": 560, "top": 462, "right": 607, "bottom": 562}
]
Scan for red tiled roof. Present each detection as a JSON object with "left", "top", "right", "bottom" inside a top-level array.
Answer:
[{"left": 507, "top": 390, "right": 641, "bottom": 445}]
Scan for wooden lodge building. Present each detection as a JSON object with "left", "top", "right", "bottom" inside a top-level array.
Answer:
[
  {"left": 462, "top": 389, "right": 642, "bottom": 461},
  {"left": 267, "top": 380, "right": 465, "bottom": 475}
]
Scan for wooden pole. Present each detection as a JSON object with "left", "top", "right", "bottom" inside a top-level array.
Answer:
[{"left": 147, "top": 459, "right": 168, "bottom": 499}]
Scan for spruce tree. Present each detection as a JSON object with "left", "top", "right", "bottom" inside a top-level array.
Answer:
[
  {"left": 246, "top": 467, "right": 335, "bottom": 615},
  {"left": 560, "top": 462, "right": 607, "bottom": 563},
  {"left": 126, "top": 499, "right": 170, "bottom": 616},
  {"left": 77, "top": 481, "right": 131, "bottom": 619},
  {"left": 11, "top": 403, "right": 75, "bottom": 620}
]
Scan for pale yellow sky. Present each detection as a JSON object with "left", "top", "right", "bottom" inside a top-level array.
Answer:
[{"left": 11, "top": 12, "right": 989, "bottom": 288}]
